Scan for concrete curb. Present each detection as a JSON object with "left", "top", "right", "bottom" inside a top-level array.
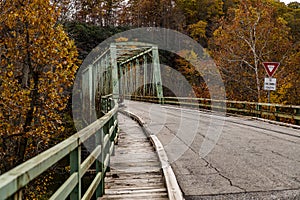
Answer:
[
  {"left": 119, "top": 109, "right": 185, "bottom": 200},
  {"left": 252, "top": 117, "right": 300, "bottom": 129}
]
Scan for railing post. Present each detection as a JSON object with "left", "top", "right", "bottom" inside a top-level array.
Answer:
[
  {"left": 70, "top": 145, "right": 81, "bottom": 200},
  {"left": 256, "top": 103, "right": 262, "bottom": 118},
  {"left": 275, "top": 106, "right": 280, "bottom": 121},
  {"left": 96, "top": 128, "right": 104, "bottom": 197},
  {"left": 11, "top": 191, "right": 22, "bottom": 200},
  {"left": 295, "top": 107, "right": 300, "bottom": 125},
  {"left": 111, "top": 111, "right": 118, "bottom": 155},
  {"left": 106, "top": 116, "right": 112, "bottom": 173}
]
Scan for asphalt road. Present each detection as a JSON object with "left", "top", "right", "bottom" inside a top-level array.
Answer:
[{"left": 123, "top": 100, "right": 300, "bottom": 199}]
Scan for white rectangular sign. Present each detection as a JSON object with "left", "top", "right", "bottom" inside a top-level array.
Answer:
[{"left": 264, "top": 78, "right": 276, "bottom": 91}]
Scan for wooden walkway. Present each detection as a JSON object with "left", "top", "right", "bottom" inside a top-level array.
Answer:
[{"left": 100, "top": 113, "right": 168, "bottom": 199}]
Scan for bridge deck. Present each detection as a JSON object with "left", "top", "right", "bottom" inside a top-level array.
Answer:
[
  {"left": 100, "top": 113, "right": 168, "bottom": 199},
  {"left": 123, "top": 100, "right": 300, "bottom": 199}
]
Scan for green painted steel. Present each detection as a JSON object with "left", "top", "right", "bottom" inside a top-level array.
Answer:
[
  {"left": 143, "top": 55, "right": 147, "bottom": 96},
  {"left": 111, "top": 42, "right": 164, "bottom": 101},
  {"left": 0, "top": 100, "right": 118, "bottom": 200},
  {"left": 152, "top": 46, "right": 164, "bottom": 102},
  {"left": 110, "top": 44, "right": 119, "bottom": 100},
  {"left": 0, "top": 41, "right": 168, "bottom": 200},
  {"left": 70, "top": 146, "right": 81, "bottom": 200},
  {"left": 136, "top": 59, "right": 140, "bottom": 95},
  {"left": 128, "top": 95, "right": 300, "bottom": 124},
  {"left": 129, "top": 62, "right": 134, "bottom": 95}
]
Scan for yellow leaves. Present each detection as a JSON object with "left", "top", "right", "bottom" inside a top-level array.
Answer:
[
  {"left": 58, "top": 87, "right": 64, "bottom": 93},
  {"left": 7, "top": 71, "right": 13, "bottom": 77},
  {"left": 0, "top": 0, "right": 79, "bottom": 172},
  {"left": 277, "top": 16, "right": 288, "bottom": 26},
  {"left": 188, "top": 20, "right": 207, "bottom": 42}
]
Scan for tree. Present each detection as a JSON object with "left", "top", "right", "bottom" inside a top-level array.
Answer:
[
  {"left": 175, "top": 0, "right": 224, "bottom": 46},
  {"left": 72, "top": 0, "right": 123, "bottom": 26},
  {"left": 210, "top": 0, "right": 292, "bottom": 102},
  {"left": 274, "top": 43, "right": 300, "bottom": 105},
  {"left": 285, "top": 2, "right": 300, "bottom": 42},
  {"left": 0, "top": 0, "right": 79, "bottom": 172},
  {"left": 122, "top": 0, "right": 183, "bottom": 29}
]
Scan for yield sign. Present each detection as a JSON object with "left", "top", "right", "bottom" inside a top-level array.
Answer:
[{"left": 262, "top": 62, "right": 280, "bottom": 77}]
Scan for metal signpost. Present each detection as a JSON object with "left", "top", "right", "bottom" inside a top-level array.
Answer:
[{"left": 262, "top": 62, "right": 280, "bottom": 104}]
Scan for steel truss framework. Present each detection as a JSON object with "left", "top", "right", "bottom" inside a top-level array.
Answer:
[{"left": 82, "top": 42, "right": 164, "bottom": 122}]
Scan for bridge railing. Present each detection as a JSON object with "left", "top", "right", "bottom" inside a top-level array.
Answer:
[
  {"left": 0, "top": 98, "right": 118, "bottom": 200},
  {"left": 127, "top": 96, "right": 300, "bottom": 125}
]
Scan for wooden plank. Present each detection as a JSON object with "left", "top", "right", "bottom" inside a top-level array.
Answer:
[
  {"left": 104, "top": 186, "right": 166, "bottom": 191},
  {"left": 119, "top": 110, "right": 184, "bottom": 200},
  {"left": 100, "top": 192, "right": 168, "bottom": 199},
  {"left": 105, "top": 188, "right": 167, "bottom": 195},
  {"left": 100, "top": 114, "right": 168, "bottom": 200}
]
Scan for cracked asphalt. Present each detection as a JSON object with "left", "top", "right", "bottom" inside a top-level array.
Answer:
[{"left": 124, "top": 101, "right": 300, "bottom": 199}]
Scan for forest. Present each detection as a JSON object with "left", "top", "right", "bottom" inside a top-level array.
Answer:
[
  {"left": 0, "top": 0, "right": 299, "bottom": 198},
  {"left": 58, "top": 0, "right": 299, "bottom": 104}
]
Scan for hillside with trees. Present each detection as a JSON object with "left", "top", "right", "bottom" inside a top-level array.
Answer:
[
  {"left": 58, "top": 0, "right": 299, "bottom": 104},
  {"left": 0, "top": 0, "right": 299, "bottom": 197}
]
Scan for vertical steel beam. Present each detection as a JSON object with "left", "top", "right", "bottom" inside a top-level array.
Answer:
[
  {"left": 100, "top": 58, "right": 105, "bottom": 95},
  {"left": 130, "top": 62, "right": 133, "bottom": 95},
  {"left": 118, "top": 65, "right": 124, "bottom": 103},
  {"left": 89, "top": 65, "right": 94, "bottom": 122},
  {"left": 82, "top": 70, "right": 89, "bottom": 123},
  {"left": 110, "top": 44, "right": 119, "bottom": 100},
  {"left": 105, "top": 54, "right": 109, "bottom": 95},
  {"left": 152, "top": 46, "right": 164, "bottom": 102},
  {"left": 143, "top": 55, "right": 147, "bottom": 96},
  {"left": 136, "top": 59, "right": 140, "bottom": 95},
  {"left": 124, "top": 65, "right": 128, "bottom": 97}
]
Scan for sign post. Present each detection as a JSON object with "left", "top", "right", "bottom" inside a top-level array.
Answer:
[{"left": 262, "top": 62, "right": 280, "bottom": 104}]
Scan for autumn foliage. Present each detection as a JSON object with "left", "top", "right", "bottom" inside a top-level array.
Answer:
[
  {"left": 0, "top": 0, "right": 299, "bottom": 175},
  {"left": 0, "top": 0, "right": 79, "bottom": 172},
  {"left": 211, "top": 0, "right": 292, "bottom": 102}
]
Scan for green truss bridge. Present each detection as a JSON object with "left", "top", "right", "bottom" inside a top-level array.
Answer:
[{"left": 0, "top": 41, "right": 300, "bottom": 200}]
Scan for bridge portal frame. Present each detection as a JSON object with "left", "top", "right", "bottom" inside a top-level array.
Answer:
[{"left": 81, "top": 42, "right": 164, "bottom": 123}]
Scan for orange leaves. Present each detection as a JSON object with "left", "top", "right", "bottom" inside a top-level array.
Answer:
[
  {"left": 0, "top": 0, "right": 79, "bottom": 172},
  {"left": 210, "top": 0, "right": 293, "bottom": 102}
]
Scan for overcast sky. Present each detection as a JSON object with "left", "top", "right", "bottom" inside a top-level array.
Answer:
[{"left": 281, "top": 0, "right": 300, "bottom": 4}]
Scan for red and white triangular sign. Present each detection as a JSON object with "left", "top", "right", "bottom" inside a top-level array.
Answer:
[{"left": 262, "top": 62, "right": 280, "bottom": 77}]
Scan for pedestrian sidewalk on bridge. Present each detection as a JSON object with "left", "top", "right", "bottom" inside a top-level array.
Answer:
[{"left": 100, "top": 113, "right": 169, "bottom": 199}]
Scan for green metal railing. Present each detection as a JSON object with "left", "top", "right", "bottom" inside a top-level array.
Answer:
[
  {"left": 128, "top": 96, "right": 300, "bottom": 125},
  {"left": 0, "top": 99, "right": 118, "bottom": 200}
]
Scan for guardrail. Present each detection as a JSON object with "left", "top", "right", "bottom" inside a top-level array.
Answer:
[
  {"left": 127, "top": 96, "right": 300, "bottom": 125},
  {"left": 0, "top": 99, "right": 119, "bottom": 200}
]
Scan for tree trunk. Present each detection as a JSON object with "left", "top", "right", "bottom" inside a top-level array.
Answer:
[{"left": 255, "top": 67, "right": 261, "bottom": 102}]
